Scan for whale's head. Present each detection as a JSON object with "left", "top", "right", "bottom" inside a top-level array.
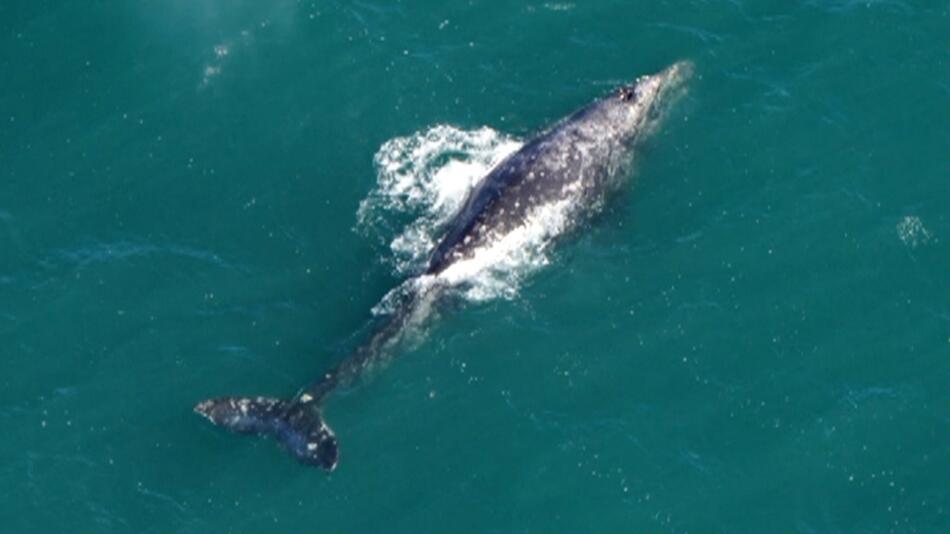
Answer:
[
  {"left": 595, "top": 61, "right": 692, "bottom": 146},
  {"left": 558, "top": 61, "right": 690, "bottom": 191}
]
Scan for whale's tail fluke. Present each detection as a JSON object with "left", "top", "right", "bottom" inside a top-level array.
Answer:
[{"left": 194, "top": 395, "right": 338, "bottom": 470}]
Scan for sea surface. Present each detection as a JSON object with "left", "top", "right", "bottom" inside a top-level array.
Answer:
[{"left": 2, "top": 1, "right": 949, "bottom": 532}]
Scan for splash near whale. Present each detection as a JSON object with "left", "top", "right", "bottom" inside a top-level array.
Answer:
[{"left": 195, "top": 62, "right": 692, "bottom": 470}]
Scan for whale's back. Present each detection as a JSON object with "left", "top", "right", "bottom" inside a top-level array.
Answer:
[{"left": 425, "top": 94, "right": 638, "bottom": 274}]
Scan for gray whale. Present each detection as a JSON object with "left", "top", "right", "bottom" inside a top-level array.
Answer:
[{"left": 195, "top": 62, "right": 691, "bottom": 470}]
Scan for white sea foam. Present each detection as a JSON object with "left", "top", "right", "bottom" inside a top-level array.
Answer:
[
  {"left": 357, "top": 124, "right": 581, "bottom": 304},
  {"left": 897, "top": 215, "right": 933, "bottom": 248},
  {"left": 359, "top": 125, "right": 520, "bottom": 224}
]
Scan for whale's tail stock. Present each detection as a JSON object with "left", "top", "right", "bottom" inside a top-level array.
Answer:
[
  {"left": 194, "top": 394, "right": 339, "bottom": 470},
  {"left": 192, "top": 286, "right": 434, "bottom": 471}
]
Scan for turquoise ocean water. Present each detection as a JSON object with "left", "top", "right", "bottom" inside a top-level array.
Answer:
[{"left": 2, "top": 1, "right": 949, "bottom": 532}]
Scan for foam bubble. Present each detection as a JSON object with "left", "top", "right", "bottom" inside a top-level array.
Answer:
[
  {"left": 357, "top": 125, "right": 521, "bottom": 274},
  {"left": 897, "top": 216, "right": 933, "bottom": 248},
  {"left": 543, "top": 3, "right": 576, "bottom": 11}
]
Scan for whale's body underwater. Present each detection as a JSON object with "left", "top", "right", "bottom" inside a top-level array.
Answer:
[{"left": 195, "top": 62, "right": 691, "bottom": 470}]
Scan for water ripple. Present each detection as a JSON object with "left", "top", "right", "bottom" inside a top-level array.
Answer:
[
  {"left": 801, "top": 0, "right": 916, "bottom": 15},
  {"left": 649, "top": 22, "right": 725, "bottom": 44},
  {"left": 44, "top": 239, "right": 245, "bottom": 272}
]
